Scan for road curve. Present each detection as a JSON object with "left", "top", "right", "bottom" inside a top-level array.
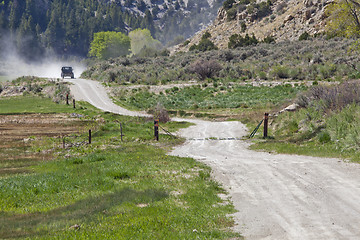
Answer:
[
  {"left": 67, "top": 78, "right": 150, "bottom": 117},
  {"left": 67, "top": 78, "right": 360, "bottom": 240}
]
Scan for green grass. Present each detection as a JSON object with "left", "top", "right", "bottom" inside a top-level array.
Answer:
[
  {"left": 251, "top": 140, "right": 350, "bottom": 159},
  {"left": 0, "top": 96, "right": 78, "bottom": 114},
  {"left": 115, "top": 84, "right": 307, "bottom": 113},
  {"left": 250, "top": 104, "right": 360, "bottom": 163},
  {"left": 0, "top": 96, "right": 241, "bottom": 239}
]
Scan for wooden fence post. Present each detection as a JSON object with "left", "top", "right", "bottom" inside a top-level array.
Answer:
[
  {"left": 89, "top": 129, "right": 92, "bottom": 144},
  {"left": 264, "top": 113, "right": 269, "bottom": 138},
  {"left": 73, "top": 99, "right": 76, "bottom": 109},
  {"left": 154, "top": 119, "right": 159, "bottom": 141},
  {"left": 120, "top": 123, "right": 124, "bottom": 142},
  {"left": 66, "top": 94, "right": 69, "bottom": 105}
]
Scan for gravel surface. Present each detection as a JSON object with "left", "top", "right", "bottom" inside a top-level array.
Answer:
[{"left": 67, "top": 78, "right": 360, "bottom": 240}]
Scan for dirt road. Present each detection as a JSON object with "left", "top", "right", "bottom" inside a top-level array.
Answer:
[{"left": 67, "top": 78, "right": 360, "bottom": 240}]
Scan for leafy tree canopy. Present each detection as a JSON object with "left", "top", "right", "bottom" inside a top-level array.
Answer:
[
  {"left": 326, "top": 0, "right": 360, "bottom": 38},
  {"left": 129, "top": 28, "right": 162, "bottom": 55},
  {"left": 89, "top": 31, "right": 131, "bottom": 60}
]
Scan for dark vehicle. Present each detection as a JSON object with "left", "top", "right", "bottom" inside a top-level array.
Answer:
[{"left": 61, "top": 66, "right": 74, "bottom": 79}]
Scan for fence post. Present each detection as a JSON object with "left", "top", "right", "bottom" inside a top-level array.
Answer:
[
  {"left": 73, "top": 99, "right": 76, "bottom": 109},
  {"left": 264, "top": 113, "right": 269, "bottom": 138},
  {"left": 89, "top": 129, "right": 92, "bottom": 144},
  {"left": 120, "top": 123, "right": 124, "bottom": 142},
  {"left": 154, "top": 119, "right": 159, "bottom": 141},
  {"left": 66, "top": 94, "right": 69, "bottom": 105}
]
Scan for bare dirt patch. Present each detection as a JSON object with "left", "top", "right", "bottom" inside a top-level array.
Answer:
[{"left": 0, "top": 114, "right": 86, "bottom": 176}]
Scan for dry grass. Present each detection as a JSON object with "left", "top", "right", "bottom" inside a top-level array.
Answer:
[{"left": 0, "top": 114, "right": 86, "bottom": 176}]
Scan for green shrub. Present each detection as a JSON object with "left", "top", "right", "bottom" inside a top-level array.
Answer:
[
  {"left": 271, "top": 65, "right": 290, "bottom": 79},
  {"left": 263, "top": 35, "right": 275, "bottom": 43},
  {"left": 299, "top": 32, "right": 310, "bottom": 41},
  {"left": 223, "top": 0, "right": 236, "bottom": 10},
  {"left": 227, "top": 7, "right": 238, "bottom": 21},
  {"left": 289, "top": 67, "right": 304, "bottom": 80},
  {"left": 228, "top": 33, "right": 258, "bottom": 49},
  {"left": 258, "top": 71, "right": 267, "bottom": 80},
  {"left": 256, "top": 1, "right": 272, "bottom": 19},
  {"left": 190, "top": 37, "right": 218, "bottom": 52},
  {"left": 202, "top": 31, "right": 211, "bottom": 40},
  {"left": 241, "top": 22, "right": 247, "bottom": 32},
  {"left": 318, "top": 131, "right": 331, "bottom": 143}
]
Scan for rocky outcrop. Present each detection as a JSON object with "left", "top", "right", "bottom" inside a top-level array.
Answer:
[{"left": 174, "top": 0, "right": 332, "bottom": 53}]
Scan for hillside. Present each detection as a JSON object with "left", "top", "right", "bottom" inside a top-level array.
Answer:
[
  {"left": 0, "top": 0, "right": 225, "bottom": 60},
  {"left": 175, "top": 0, "right": 331, "bottom": 52}
]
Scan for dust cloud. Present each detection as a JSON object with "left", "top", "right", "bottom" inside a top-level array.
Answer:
[
  {"left": 0, "top": 54, "right": 86, "bottom": 80},
  {"left": 0, "top": 36, "right": 86, "bottom": 80}
]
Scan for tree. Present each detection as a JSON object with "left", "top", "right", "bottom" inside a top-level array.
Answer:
[
  {"left": 327, "top": 0, "right": 360, "bottom": 38},
  {"left": 128, "top": 28, "right": 162, "bottom": 55},
  {"left": 89, "top": 31, "right": 131, "bottom": 59}
]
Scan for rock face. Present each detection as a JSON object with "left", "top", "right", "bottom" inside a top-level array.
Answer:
[{"left": 174, "top": 0, "right": 332, "bottom": 53}]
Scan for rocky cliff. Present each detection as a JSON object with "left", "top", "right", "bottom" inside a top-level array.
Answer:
[{"left": 174, "top": 0, "right": 331, "bottom": 52}]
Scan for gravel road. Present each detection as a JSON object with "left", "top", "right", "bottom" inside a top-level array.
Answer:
[{"left": 67, "top": 78, "right": 360, "bottom": 240}]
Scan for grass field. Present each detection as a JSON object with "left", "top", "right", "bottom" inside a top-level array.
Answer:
[
  {"left": 0, "top": 96, "right": 241, "bottom": 239},
  {"left": 0, "top": 96, "right": 80, "bottom": 114},
  {"left": 112, "top": 83, "right": 307, "bottom": 123}
]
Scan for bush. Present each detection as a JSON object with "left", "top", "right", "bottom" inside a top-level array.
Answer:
[
  {"left": 53, "top": 83, "right": 71, "bottom": 103},
  {"left": 219, "top": 50, "right": 235, "bottom": 62},
  {"left": 223, "top": 0, "right": 236, "bottom": 10},
  {"left": 228, "top": 33, "right": 258, "bottom": 49},
  {"left": 271, "top": 65, "right": 290, "bottom": 79},
  {"left": 202, "top": 31, "right": 211, "bottom": 40},
  {"left": 263, "top": 36, "right": 275, "bottom": 43},
  {"left": 188, "top": 59, "right": 223, "bottom": 80},
  {"left": 190, "top": 38, "right": 218, "bottom": 52},
  {"left": 227, "top": 7, "right": 238, "bottom": 21},
  {"left": 258, "top": 71, "right": 267, "bottom": 80},
  {"left": 299, "top": 32, "right": 310, "bottom": 41},
  {"left": 276, "top": 1, "right": 287, "bottom": 13},
  {"left": 241, "top": 22, "right": 247, "bottom": 32},
  {"left": 318, "top": 131, "right": 331, "bottom": 143},
  {"left": 153, "top": 102, "right": 170, "bottom": 123},
  {"left": 256, "top": 2, "right": 272, "bottom": 19},
  {"left": 289, "top": 67, "right": 304, "bottom": 80},
  {"left": 299, "top": 81, "right": 360, "bottom": 111},
  {"left": 135, "top": 46, "right": 161, "bottom": 58}
]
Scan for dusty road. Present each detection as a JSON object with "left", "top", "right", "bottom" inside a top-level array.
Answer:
[{"left": 67, "top": 78, "right": 360, "bottom": 240}]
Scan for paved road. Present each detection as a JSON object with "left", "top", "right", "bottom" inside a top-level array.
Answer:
[{"left": 67, "top": 78, "right": 360, "bottom": 240}]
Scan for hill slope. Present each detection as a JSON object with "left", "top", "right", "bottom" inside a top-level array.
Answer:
[
  {"left": 175, "top": 0, "right": 330, "bottom": 52},
  {"left": 0, "top": 0, "right": 226, "bottom": 60}
]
